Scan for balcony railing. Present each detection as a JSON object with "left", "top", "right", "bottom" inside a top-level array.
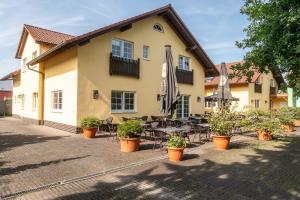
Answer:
[
  {"left": 176, "top": 67, "right": 194, "bottom": 85},
  {"left": 254, "top": 83, "right": 262, "bottom": 93},
  {"left": 109, "top": 53, "right": 140, "bottom": 79},
  {"left": 270, "top": 86, "right": 276, "bottom": 95}
]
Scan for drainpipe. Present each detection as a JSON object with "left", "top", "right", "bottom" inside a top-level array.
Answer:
[{"left": 27, "top": 63, "right": 45, "bottom": 125}]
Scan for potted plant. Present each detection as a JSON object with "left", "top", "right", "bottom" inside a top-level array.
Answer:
[
  {"left": 117, "top": 120, "right": 143, "bottom": 152},
  {"left": 80, "top": 117, "right": 101, "bottom": 139},
  {"left": 167, "top": 135, "right": 187, "bottom": 162},
  {"left": 208, "top": 110, "right": 234, "bottom": 150},
  {"left": 254, "top": 118, "right": 280, "bottom": 141},
  {"left": 274, "top": 108, "right": 294, "bottom": 133}
]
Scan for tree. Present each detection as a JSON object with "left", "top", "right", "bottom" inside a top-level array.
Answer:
[{"left": 230, "top": 0, "right": 300, "bottom": 96}]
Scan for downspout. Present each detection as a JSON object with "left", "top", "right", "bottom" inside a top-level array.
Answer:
[{"left": 27, "top": 63, "right": 45, "bottom": 125}]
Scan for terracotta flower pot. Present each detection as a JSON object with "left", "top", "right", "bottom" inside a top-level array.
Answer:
[
  {"left": 281, "top": 125, "right": 294, "bottom": 133},
  {"left": 83, "top": 128, "right": 97, "bottom": 139},
  {"left": 212, "top": 135, "right": 231, "bottom": 150},
  {"left": 293, "top": 119, "right": 300, "bottom": 127},
  {"left": 256, "top": 129, "right": 272, "bottom": 141},
  {"left": 120, "top": 137, "right": 140, "bottom": 152},
  {"left": 167, "top": 147, "right": 184, "bottom": 162}
]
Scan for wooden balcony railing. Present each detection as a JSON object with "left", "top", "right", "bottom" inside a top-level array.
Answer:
[
  {"left": 270, "top": 86, "right": 276, "bottom": 95},
  {"left": 109, "top": 53, "right": 140, "bottom": 79},
  {"left": 176, "top": 67, "right": 194, "bottom": 85},
  {"left": 254, "top": 83, "right": 262, "bottom": 93}
]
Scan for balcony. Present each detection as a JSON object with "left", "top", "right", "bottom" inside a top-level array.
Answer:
[
  {"left": 176, "top": 67, "right": 194, "bottom": 85},
  {"left": 109, "top": 53, "right": 140, "bottom": 79},
  {"left": 254, "top": 83, "right": 262, "bottom": 93},
  {"left": 270, "top": 86, "right": 276, "bottom": 95}
]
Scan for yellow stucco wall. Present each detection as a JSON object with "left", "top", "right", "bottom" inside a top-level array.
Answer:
[
  {"left": 248, "top": 72, "right": 278, "bottom": 111},
  {"left": 12, "top": 34, "right": 49, "bottom": 119},
  {"left": 205, "top": 85, "right": 249, "bottom": 112},
  {"left": 77, "top": 15, "right": 206, "bottom": 123},
  {"left": 43, "top": 47, "right": 78, "bottom": 126}
]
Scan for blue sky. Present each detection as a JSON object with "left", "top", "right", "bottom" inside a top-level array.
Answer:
[{"left": 0, "top": 0, "right": 248, "bottom": 77}]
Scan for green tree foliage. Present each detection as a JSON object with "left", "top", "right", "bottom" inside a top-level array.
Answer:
[{"left": 231, "top": 0, "right": 300, "bottom": 96}]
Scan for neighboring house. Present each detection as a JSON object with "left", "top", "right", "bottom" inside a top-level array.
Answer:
[
  {"left": 288, "top": 88, "right": 300, "bottom": 107},
  {"left": 1, "top": 5, "right": 218, "bottom": 133},
  {"left": 205, "top": 62, "right": 286, "bottom": 112},
  {"left": 0, "top": 80, "right": 13, "bottom": 115}
]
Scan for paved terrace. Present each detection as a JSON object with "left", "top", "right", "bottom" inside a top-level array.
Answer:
[{"left": 0, "top": 117, "right": 300, "bottom": 199}]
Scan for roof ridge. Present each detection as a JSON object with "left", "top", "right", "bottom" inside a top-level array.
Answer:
[{"left": 24, "top": 24, "right": 75, "bottom": 37}]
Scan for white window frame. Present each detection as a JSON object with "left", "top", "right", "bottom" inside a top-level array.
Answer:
[
  {"left": 32, "top": 92, "right": 38, "bottom": 111},
  {"left": 143, "top": 45, "right": 149, "bottom": 60},
  {"left": 153, "top": 23, "right": 164, "bottom": 33},
  {"left": 255, "top": 99, "right": 260, "bottom": 108},
  {"left": 176, "top": 95, "right": 190, "bottom": 119},
  {"left": 178, "top": 55, "right": 190, "bottom": 71},
  {"left": 270, "top": 79, "right": 274, "bottom": 87},
  {"left": 111, "top": 91, "right": 135, "bottom": 113},
  {"left": 112, "top": 39, "right": 134, "bottom": 59},
  {"left": 51, "top": 90, "right": 63, "bottom": 112},
  {"left": 18, "top": 94, "right": 25, "bottom": 110},
  {"left": 22, "top": 58, "right": 27, "bottom": 72}
]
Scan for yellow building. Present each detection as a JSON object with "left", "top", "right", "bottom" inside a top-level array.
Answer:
[
  {"left": 205, "top": 62, "right": 286, "bottom": 112},
  {"left": 2, "top": 5, "right": 218, "bottom": 133}
]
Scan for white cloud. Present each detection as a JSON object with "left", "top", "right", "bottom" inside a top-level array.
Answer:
[
  {"left": 204, "top": 41, "right": 236, "bottom": 50},
  {"left": 49, "top": 16, "right": 86, "bottom": 27}
]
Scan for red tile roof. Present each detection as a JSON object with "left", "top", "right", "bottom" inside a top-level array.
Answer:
[
  {"left": 15, "top": 25, "right": 75, "bottom": 58},
  {"left": 24, "top": 24, "right": 75, "bottom": 45},
  {"left": 0, "top": 69, "right": 21, "bottom": 80},
  {"left": 205, "top": 61, "right": 260, "bottom": 86}
]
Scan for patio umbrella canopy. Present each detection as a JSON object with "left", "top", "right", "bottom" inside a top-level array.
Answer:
[
  {"left": 217, "top": 62, "right": 232, "bottom": 101},
  {"left": 160, "top": 45, "right": 180, "bottom": 117}
]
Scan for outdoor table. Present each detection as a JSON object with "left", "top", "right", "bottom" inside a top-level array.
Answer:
[{"left": 155, "top": 127, "right": 190, "bottom": 135}]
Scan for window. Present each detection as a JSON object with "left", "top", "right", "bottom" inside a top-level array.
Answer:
[
  {"left": 176, "top": 95, "right": 189, "bottom": 119},
  {"left": 111, "top": 91, "right": 135, "bottom": 112},
  {"left": 18, "top": 94, "right": 25, "bottom": 110},
  {"left": 112, "top": 39, "right": 133, "bottom": 59},
  {"left": 143, "top": 45, "right": 149, "bottom": 60},
  {"left": 32, "top": 51, "right": 37, "bottom": 59},
  {"left": 22, "top": 58, "right": 27, "bottom": 72},
  {"left": 255, "top": 99, "right": 260, "bottom": 108},
  {"left": 52, "top": 90, "right": 63, "bottom": 111},
  {"left": 153, "top": 23, "right": 164, "bottom": 33},
  {"left": 178, "top": 56, "right": 190, "bottom": 70},
  {"left": 32, "top": 92, "right": 38, "bottom": 111},
  {"left": 270, "top": 79, "right": 274, "bottom": 87}
]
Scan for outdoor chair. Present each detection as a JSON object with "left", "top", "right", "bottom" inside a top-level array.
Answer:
[
  {"left": 191, "top": 124, "right": 209, "bottom": 143},
  {"left": 140, "top": 116, "right": 148, "bottom": 122},
  {"left": 99, "top": 117, "right": 117, "bottom": 140},
  {"left": 122, "top": 117, "right": 130, "bottom": 122},
  {"left": 143, "top": 122, "right": 159, "bottom": 140},
  {"left": 150, "top": 130, "right": 169, "bottom": 151}
]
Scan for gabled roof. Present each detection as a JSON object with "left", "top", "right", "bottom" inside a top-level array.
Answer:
[
  {"left": 28, "top": 4, "right": 218, "bottom": 77},
  {"left": 205, "top": 61, "right": 285, "bottom": 87},
  {"left": 15, "top": 24, "right": 75, "bottom": 59},
  {"left": 0, "top": 69, "right": 21, "bottom": 80}
]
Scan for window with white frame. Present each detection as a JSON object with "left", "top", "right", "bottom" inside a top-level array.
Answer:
[
  {"left": 178, "top": 56, "right": 190, "bottom": 70},
  {"left": 18, "top": 94, "right": 25, "bottom": 110},
  {"left": 111, "top": 91, "right": 135, "bottom": 112},
  {"left": 112, "top": 39, "right": 133, "bottom": 59},
  {"left": 176, "top": 95, "right": 189, "bottom": 119},
  {"left": 32, "top": 51, "right": 37, "bottom": 59},
  {"left": 143, "top": 45, "right": 149, "bottom": 60},
  {"left": 52, "top": 90, "right": 63, "bottom": 111},
  {"left": 22, "top": 58, "right": 27, "bottom": 72},
  {"left": 255, "top": 99, "right": 260, "bottom": 108},
  {"left": 32, "top": 92, "right": 38, "bottom": 110},
  {"left": 270, "top": 79, "right": 274, "bottom": 87}
]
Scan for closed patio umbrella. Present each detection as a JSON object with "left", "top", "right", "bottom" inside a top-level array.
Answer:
[
  {"left": 217, "top": 62, "right": 232, "bottom": 108},
  {"left": 160, "top": 45, "right": 180, "bottom": 117}
]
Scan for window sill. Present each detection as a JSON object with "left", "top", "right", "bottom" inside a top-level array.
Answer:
[
  {"left": 143, "top": 58, "right": 150, "bottom": 61},
  {"left": 52, "top": 110, "right": 63, "bottom": 113},
  {"left": 111, "top": 111, "right": 137, "bottom": 114}
]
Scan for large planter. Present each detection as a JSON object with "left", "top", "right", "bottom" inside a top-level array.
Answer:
[
  {"left": 256, "top": 129, "right": 272, "bottom": 141},
  {"left": 168, "top": 147, "right": 184, "bottom": 162},
  {"left": 212, "top": 135, "right": 231, "bottom": 150},
  {"left": 281, "top": 125, "right": 294, "bottom": 133},
  {"left": 294, "top": 119, "right": 300, "bottom": 127},
  {"left": 83, "top": 128, "right": 97, "bottom": 139},
  {"left": 120, "top": 137, "right": 140, "bottom": 152}
]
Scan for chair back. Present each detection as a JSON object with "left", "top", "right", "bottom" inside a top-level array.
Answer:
[
  {"left": 150, "top": 122, "right": 159, "bottom": 129},
  {"left": 141, "top": 116, "right": 148, "bottom": 121},
  {"left": 106, "top": 117, "right": 113, "bottom": 124}
]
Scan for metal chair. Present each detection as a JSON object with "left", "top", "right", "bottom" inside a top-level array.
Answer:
[{"left": 150, "top": 130, "right": 168, "bottom": 151}]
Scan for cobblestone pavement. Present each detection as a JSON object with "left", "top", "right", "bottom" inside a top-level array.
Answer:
[{"left": 1, "top": 118, "right": 300, "bottom": 200}]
